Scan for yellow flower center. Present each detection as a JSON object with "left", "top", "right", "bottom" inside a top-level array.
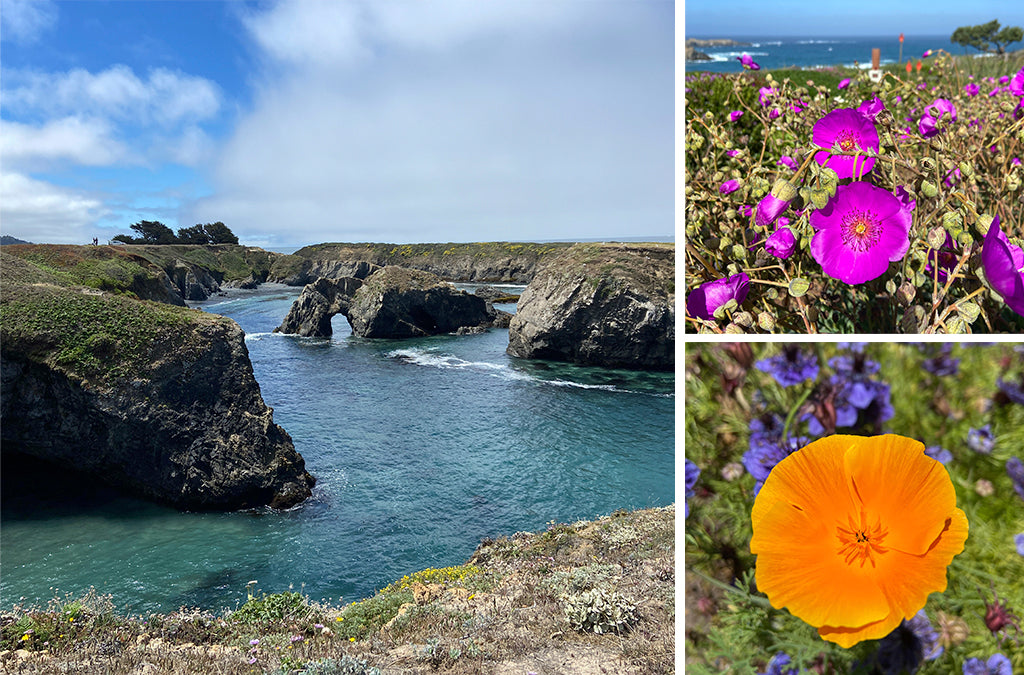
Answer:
[
  {"left": 841, "top": 210, "right": 882, "bottom": 252},
  {"left": 836, "top": 508, "right": 889, "bottom": 567},
  {"left": 837, "top": 130, "right": 858, "bottom": 152}
]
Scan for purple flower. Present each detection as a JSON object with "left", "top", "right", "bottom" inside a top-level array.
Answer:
[
  {"left": 757, "top": 652, "right": 798, "bottom": 675},
  {"left": 726, "top": 149, "right": 741, "bottom": 158},
  {"left": 1010, "top": 67, "right": 1024, "bottom": 97},
  {"left": 919, "top": 98, "right": 957, "bottom": 138},
  {"left": 729, "top": 110, "right": 744, "bottom": 122},
  {"left": 720, "top": 179, "right": 741, "bottom": 195},
  {"left": 838, "top": 78, "right": 851, "bottom": 90},
  {"left": 765, "top": 227, "right": 796, "bottom": 259},
  {"left": 963, "top": 654, "right": 1012, "bottom": 675},
  {"left": 922, "top": 344, "right": 959, "bottom": 376},
  {"left": 738, "top": 204, "right": 753, "bottom": 218},
  {"left": 997, "top": 377, "right": 1024, "bottom": 404},
  {"left": 737, "top": 53, "right": 760, "bottom": 70},
  {"left": 1016, "top": 533, "right": 1024, "bottom": 556},
  {"left": 812, "top": 108, "right": 880, "bottom": 179},
  {"left": 756, "top": 179, "right": 797, "bottom": 228},
  {"left": 756, "top": 346, "right": 819, "bottom": 387},
  {"left": 926, "top": 231, "right": 960, "bottom": 282},
  {"left": 857, "top": 95, "right": 885, "bottom": 121},
  {"left": 743, "top": 419, "right": 806, "bottom": 493},
  {"left": 967, "top": 424, "right": 995, "bottom": 454},
  {"left": 685, "top": 459, "right": 700, "bottom": 518},
  {"left": 923, "top": 49, "right": 933, "bottom": 58},
  {"left": 777, "top": 155, "right": 799, "bottom": 170},
  {"left": 874, "top": 610, "right": 943, "bottom": 675},
  {"left": 810, "top": 182, "right": 912, "bottom": 284},
  {"left": 965, "top": 82, "right": 980, "bottom": 96},
  {"left": 1000, "top": 75, "right": 1010, "bottom": 85},
  {"left": 981, "top": 216, "right": 1024, "bottom": 316},
  {"left": 1007, "top": 457, "right": 1024, "bottom": 500},
  {"left": 686, "top": 273, "right": 750, "bottom": 320},
  {"left": 758, "top": 86, "right": 777, "bottom": 106},
  {"left": 925, "top": 446, "right": 952, "bottom": 464}
]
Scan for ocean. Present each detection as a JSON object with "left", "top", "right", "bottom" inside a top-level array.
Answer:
[
  {"left": 0, "top": 284, "right": 674, "bottom": 614},
  {"left": 684, "top": 35, "right": 1006, "bottom": 73}
]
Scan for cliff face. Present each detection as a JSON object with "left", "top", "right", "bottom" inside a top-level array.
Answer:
[
  {"left": 0, "top": 251, "right": 314, "bottom": 510},
  {"left": 273, "top": 242, "right": 575, "bottom": 285},
  {"left": 507, "top": 243, "right": 674, "bottom": 371}
]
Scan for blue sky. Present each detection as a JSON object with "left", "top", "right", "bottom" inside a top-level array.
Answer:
[
  {"left": 1, "top": 0, "right": 673, "bottom": 248},
  {"left": 686, "top": 0, "right": 1024, "bottom": 38}
]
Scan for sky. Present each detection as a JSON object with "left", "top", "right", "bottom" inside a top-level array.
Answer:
[
  {"left": 685, "top": 0, "right": 1024, "bottom": 38},
  {"left": 0, "top": 0, "right": 674, "bottom": 248}
]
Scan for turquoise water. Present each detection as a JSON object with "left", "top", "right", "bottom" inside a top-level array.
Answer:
[{"left": 1, "top": 284, "right": 674, "bottom": 614}]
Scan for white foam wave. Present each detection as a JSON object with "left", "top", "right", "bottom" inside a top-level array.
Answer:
[
  {"left": 244, "top": 332, "right": 277, "bottom": 342},
  {"left": 706, "top": 50, "right": 770, "bottom": 63},
  {"left": 386, "top": 348, "right": 672, "bottom": 397},
  {"left": 797, "top": 39, "right": 841, "bottom": 44}
]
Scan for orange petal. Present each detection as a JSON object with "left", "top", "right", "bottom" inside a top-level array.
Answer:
[
  {"left": 844, "top": 434, "right": 957, "bottom": 555},
  {"left": 818, "top": 610, "right": 903, "bottom": 648},
  {"left": 752, "top": 436, "right": 889, "bottom": 629}
]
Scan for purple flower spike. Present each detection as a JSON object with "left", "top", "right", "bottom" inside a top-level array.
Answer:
[
  {"left": 838, "top": 78, "right": 851, "bottom": 90},
  {"left": 720, "top": 179, "right": 741, "bottom": 195},
  {"left": 981, "top": 216, "right": 1024, "bottom": 316},
  {"left": 963, "top": 654, "right": 1012, "bottom": 675},
  {"left": 737, "top": 53, "right": 760, "bottom": 70},
  {"left": 686, "top": 273, "right": 750, "bottom": 320},
  {"left": 765, "top": 227, "right": 796, "bottom": 259},
  {"left": 812, "top": 108, "right": 880, "bottom": 179},
  {"left": 810, "top": 182, "right": 912, "bottom": 284}
]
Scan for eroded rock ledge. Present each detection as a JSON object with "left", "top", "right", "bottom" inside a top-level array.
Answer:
[
  {"left": 0, "top": 252, "right": 315, "bottom": 510},
  {"left": 507, "top": 243, "right": 674, "bottom": 371},
  {"left": 276, "top": 266, "right": 508, "bottom": 339}
]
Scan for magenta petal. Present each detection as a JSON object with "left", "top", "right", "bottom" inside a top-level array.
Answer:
[
  {"left": 812, "top": 108, "right": 880, "bottom": 179},
  {"left": 765, "top": 227, "right": 796, "bottom": 259},
  {"left": 755, "top": 193, "right": 790, "bottom": 228},
  {"left": 982, "top": 217, "right": 1024, "bottom": 316},
  {"left": 686, "top": 274, "right": 750, "bottom": 320}
]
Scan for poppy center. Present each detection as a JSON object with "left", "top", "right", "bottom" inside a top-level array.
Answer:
[
  {"left": 840, "top": 210, "right": 882, "bottom": 252},
  {"left": 837, "top": 130, "right": 858, "bottom": 152},
  {"left": 837, "top": 508, "right": 889, "bottom": 568}
]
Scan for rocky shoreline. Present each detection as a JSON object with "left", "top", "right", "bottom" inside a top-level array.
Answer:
[{"left": 685, "top": 38, "right": 751, "bottom": 62}]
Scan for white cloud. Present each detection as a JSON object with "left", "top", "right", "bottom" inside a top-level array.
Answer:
[
  {"left": 0, "top": 0, "right": 57, "bottom": 44},
  {"left": 0, "top": 172, "right": 109, "bottom": 244},
  {"left": 0, "top": 117, "right": 130, "bottom": 169},
  {"left": 2, "top": 65, "right": 221, "bottom": 125},
  {"left": 198, "top": 0, "right": 672, "bottom": 246}
]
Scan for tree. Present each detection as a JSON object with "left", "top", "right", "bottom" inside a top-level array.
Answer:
[
  {"left": 203, "top": 221, "right": 239, "bottom": 245},
  {"left": 951, "top": 20, "right": 1024, "bottom": 55},
  {"left": 176, "top": 224, "right": 211, "bottom": 244},
  {"left": 129, "top": 220, "right": 176, "bottom": 244}
]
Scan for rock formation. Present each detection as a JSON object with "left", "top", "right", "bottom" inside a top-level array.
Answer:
[
  {"left": 276, "top": 266, "right": 508, "bottom": 339},
  {"left": 507, "top": 243, "right": 674, "bottom": 371},
  {"left": 0, "top": 251, "right": 315, "bottom": 511}
]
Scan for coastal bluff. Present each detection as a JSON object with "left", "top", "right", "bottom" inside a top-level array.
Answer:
[
  {"left": 0, "top": 248, "right": 315, "bottom": 510},
  {"left": 685, "top": 38, "right": 752, "bottom": 62},
  {"left": 507, "top": 243, "right": 674, "bottom": 371}
]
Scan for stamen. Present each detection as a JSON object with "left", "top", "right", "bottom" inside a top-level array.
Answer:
[{"left": 836, "top": 508, "right": 889, "bottom": 568}]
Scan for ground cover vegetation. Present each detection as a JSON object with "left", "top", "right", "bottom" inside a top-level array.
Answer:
[
  {"left": 684, "top": 48, "right": 1024, "bottom": 333},
  {"left": 0, "top": 505, "right": 674, "bottom": 674},
  {"left": 685, "top": 342, "right": 1024, "bottom": 674}
]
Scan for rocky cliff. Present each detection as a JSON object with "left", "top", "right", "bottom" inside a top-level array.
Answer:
[
  {"left": 271, "top": 242, "right": 574, "bottom": 285},
  {"left": 0, "top": 251, "right": 315, "bottom": 510},
  {"left": 276, "top": 266, "right": 506, "bottom": 339},
  {"left": 507, "top": 243, "right": 674, "bottom": 371}
]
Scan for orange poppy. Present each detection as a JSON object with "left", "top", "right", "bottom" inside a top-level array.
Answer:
[{"left": 750, "top": 434, "right": 968, "bottom": 648}]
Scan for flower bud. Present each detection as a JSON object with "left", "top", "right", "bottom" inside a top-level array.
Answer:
[
  {"left": 732, "top": 311, "right": 754, "bottom": 328},
  {"left": 788, "top": 277, "right": 810, "bottom": 298},
  {"left": 927, "top": 226, "right": 948, "bottom": 249},
  {"left": 765, "top": 226, "right": 797, "bottom": 259},
  {"left": 921, "top": 180, "right": 938, "bottom": 198},
  {"left": 896, "top": 281, "right": 916, "bottom": 306},
  {"left": 757, "top": 311, "right": 776, "bottom": 331},
  {"left": 731, "top": 244, "right": 748, "bottom": 261}
]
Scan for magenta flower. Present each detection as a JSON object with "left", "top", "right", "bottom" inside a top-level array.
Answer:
[
  {"left": 857, "top": 95, "right": 885, "bottom": 121},
  {"left": 964, "top": 82, "right": 980, "bottom": 96},
  {"left": 1000, "top": 75, "right": 1010, "bottom": 85},
  {"left": 756, "top": 179, "right": 797, "bottom": 228},
  {"left": 720, "top": 179, "right": 741, "bottom": 195},
  {"left": 765, "top": 226, "right": 797, "bottom": 259},
  {"left": 768, "top": 108, "right": 781, "bottom": 120},
  {"left": 729, "top": 110, "right": 744, "bottom": 122},
  {"left": 918, "top": 98, "right": 956, "bottom": 138},
  {"left": 686, "top": 273, "right": 750, "bottom": 320},
  {"left": 809, "top": 182, "right": 912, "bottom": 284},
  {"left": 981, "top": 216, "right": 1024, "bottom": 316},
  {"left": 738, "top": 204, "right": 753, "bottom": 218},
  {"left": 727, "top": 149, "right": 741, "bottom": 158},
  {"left": 1011, "top": 67, "right": 1024, "bottom": 96},
  {"left": 777, "top": 156, "right": 799, "bottom": 171},
  {"left": 758, "top": 87, "right": 778, "bottom": 106},
  {"left": 926, "top": 232, "right": 960, "bottom": 282},
  {"left": 812, "top": 108, "right": 879, "bottom": 179},
  {"left": 737, "top": 53, "right": 760, "bottom": 70},
  {"left": 923, "top": 49, "right": 933, "bottom": 58},
  {"left": 838, "top": 78, "right": 851, "bottom": 90}
]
